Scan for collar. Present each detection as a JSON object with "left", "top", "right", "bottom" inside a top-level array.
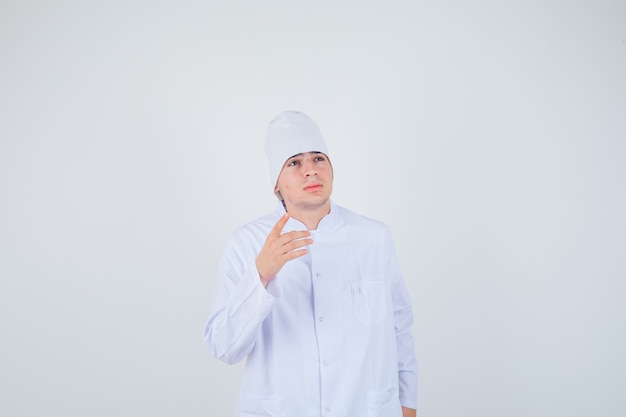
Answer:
[{"left": 275, "top": 200, "right": 343, "bottom": 234}]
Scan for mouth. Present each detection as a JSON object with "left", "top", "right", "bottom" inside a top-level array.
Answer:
[{"left": 303, "top": 183, "right": 323, "bottom": 192}]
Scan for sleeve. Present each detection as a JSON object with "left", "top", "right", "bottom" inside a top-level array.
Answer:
[
  {"left": 203, "top": 234, "right": 282, "bottom": 365},
  {"left": 385, "top": 227, "right": 419, "bottom": 410}
]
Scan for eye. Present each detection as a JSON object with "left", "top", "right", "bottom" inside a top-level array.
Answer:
[
  {"left": 314, "top": 155, "right": 326, "bottom": 162},
  {"left": 287, "top": 159, "right": 300, "bottom": 167}
]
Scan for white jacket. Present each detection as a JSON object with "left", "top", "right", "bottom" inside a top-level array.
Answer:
[{"left": 204, "top": 201, "right": 418, "bottom": 417}]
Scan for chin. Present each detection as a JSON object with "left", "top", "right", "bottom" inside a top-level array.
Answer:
[
  {"left": 307, "top": 197, "right": 330, "bottom": 208},
  {"left": 290, "top": 196, "right": 330, "bottom": 210}
]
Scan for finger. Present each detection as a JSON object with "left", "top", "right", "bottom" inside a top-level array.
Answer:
[
  {"left": 282, "top": 248, "right": 309, "bottom": 261},
  {"left": 282, "top": 238, "right": 314, "bottom": 254},
  {"left": 278, "top": 230, "right": 311, "bottom": 245},
  {"left": 270, "top": 213, "right": 291, "bottom": 237}
]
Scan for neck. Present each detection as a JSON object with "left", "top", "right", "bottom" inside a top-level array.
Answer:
[{"left": 283, "top": 201, "right": 331, "bottom": 230}]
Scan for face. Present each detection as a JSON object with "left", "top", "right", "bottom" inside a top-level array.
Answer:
[{"left": 274, "top": 152, "right": 333, "bottom": 213}]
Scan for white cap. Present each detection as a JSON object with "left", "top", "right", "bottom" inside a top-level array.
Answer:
[{"left": 265, "top": 111, "right": 329, "bottom": 192}]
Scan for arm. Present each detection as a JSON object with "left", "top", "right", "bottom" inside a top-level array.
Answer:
[
  {"left": 203, "top": 248, "right": 277, "bottom": 364},
  {"left": 385, "top": 227, "right": 419, "bottom": 411},
  {"left": 204, "top": 213, "right": 312, "bottom": 364}
]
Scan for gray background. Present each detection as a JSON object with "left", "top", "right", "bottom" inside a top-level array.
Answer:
[{"left": 1, "top": 1, "right": 625, "bottom": 416}]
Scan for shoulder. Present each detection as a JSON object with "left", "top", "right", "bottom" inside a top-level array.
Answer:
[
  {"left": 229, "top": 211, "right": 278, "bottom": 242},
  {"left": 334, "top": 204, "right": 398, "bottom": 260},
  {"left": 335, "top": 204, "right": 391, "bottom": 235}
]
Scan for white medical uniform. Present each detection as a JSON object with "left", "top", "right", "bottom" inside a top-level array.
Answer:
[{"left": 204, "top": 201, "right": 418, "bottom": 417}]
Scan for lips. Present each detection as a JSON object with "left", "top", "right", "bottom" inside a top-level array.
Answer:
[{"left": 303, "top": 183, "right": 323, "bottom": 191}]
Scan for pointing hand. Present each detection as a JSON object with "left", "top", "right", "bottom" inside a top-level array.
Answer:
[{"left": 255, "top": 213, "right": 313, "bottom": 287}]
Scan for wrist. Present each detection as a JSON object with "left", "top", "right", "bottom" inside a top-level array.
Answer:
[{"left": 258, "top": 273, "right": 275, "bottom": 288}]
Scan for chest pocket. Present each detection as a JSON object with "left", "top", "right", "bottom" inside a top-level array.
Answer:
[{"left": 351, "top": 280, "right": 387, "bottom": 325}]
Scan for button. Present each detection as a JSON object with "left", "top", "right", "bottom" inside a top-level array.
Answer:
[
  {"left": 325, "top": 407, "right": 330, "bottom": 413},
  {"left": 316, "top": 272, "right": 321, "bottom": 278},
  {"left": 322, "top": 361, "right": 328, "bottom": 366},
  {"left": 319, "top": 316, "right": 324, "bottom": 322}
]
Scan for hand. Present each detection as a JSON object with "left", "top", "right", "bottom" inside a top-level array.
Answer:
[
  {"left": 402, "top": 406, "right": 416, "bottom": 417},
  {"left": 255, "top": 213, "right": 312, "bottom": 287}
]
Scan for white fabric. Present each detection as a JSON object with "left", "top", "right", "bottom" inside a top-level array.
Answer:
[
  {"left": 204, "top": 201, "right": 418, "bottom": 417},
  {"left": 265, "top": 111, "right": 329, "bottom": 189}
]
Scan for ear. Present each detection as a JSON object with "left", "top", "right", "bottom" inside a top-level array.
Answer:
[
  {"left": 326, "top": 155, "right": 334, "bottom": 179},
  {"left": 274, "top": 183, "right": 282, "bottom": 201}
]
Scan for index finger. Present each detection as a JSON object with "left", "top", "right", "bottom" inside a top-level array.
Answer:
[{"left": 270, "top": 212, "right": 291, "bottom": 236}]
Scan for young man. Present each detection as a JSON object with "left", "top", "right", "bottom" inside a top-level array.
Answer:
[{"left": 204, "top": 111, "right": 418, "bottom": 417}]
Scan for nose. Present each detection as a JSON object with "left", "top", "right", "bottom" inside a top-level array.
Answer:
[{"left": 303, "top": 158, "right": 317, "bottom": 177}]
